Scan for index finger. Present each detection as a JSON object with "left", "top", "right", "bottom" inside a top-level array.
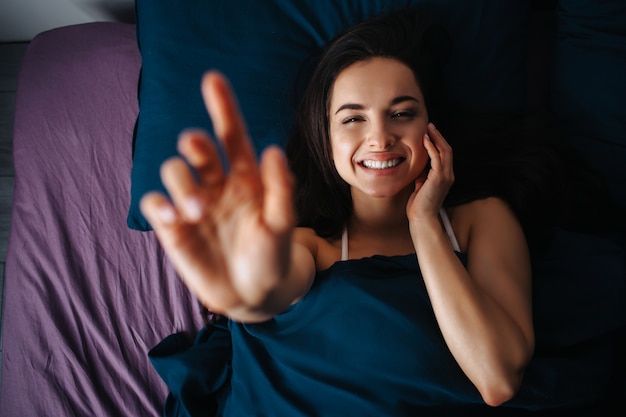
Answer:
[{"left": 202, "top": 71, "right": 257, "bottom": 173}]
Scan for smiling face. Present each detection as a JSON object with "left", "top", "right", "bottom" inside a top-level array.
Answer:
[{"left": 328, "top": 57, "right": 430, "bottom": 200}]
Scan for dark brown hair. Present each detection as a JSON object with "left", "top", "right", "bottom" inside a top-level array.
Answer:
[
  {"left": 285, "top": 10, "right": 623, "bottom": 245},
  {"left": 286, "top": 11, "right": 448, "bottom": 239}
]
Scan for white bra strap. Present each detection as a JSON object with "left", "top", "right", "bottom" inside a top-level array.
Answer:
[
  {"left": 341, "top": 208, "right": 460, "bottom": 261},
  {"left": 341, "top": 227, "right": 349, "bottom": 261},
  {"left": 439, "top": 208, "right": 461, "bottom": 252}
]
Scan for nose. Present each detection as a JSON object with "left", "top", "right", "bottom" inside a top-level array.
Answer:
[{"left": 366, "top": 121, "right": 394, "bottom": 149}]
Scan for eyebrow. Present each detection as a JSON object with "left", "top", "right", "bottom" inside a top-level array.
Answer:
[{"left": 334, "top": 95, "right": 420, "bottom": 115}]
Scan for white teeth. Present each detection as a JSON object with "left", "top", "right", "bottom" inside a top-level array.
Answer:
[{"left": 361, "top": 159, "right": 401, "bottom": 169}]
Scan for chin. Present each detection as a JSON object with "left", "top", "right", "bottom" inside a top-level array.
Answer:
[{"left": 363, "top": 185, "right": 411, "bottom": 199}]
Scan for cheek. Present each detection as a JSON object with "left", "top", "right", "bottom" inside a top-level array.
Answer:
[
  {"left": 331, "top": 141, "right": 352, "bottom": 172},
  {"left": 330, "top": 130, "right": 354, "bottom": 159},
  {"left": 329, "top": 135, "right": 358, "bottom": 181}
]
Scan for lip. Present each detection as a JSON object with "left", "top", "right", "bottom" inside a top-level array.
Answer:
[
  {"left": 357, "top": 152, "right": 405, "bottom": 163},
  {"left": 356, "top": 153, "right": 407, "bottom": 175}
]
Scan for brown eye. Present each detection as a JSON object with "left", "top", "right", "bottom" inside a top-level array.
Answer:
[
  {"left": 391, "top": 110, "right": 416, "bottom": 119},
  {"left": 342, "top": 116, "right": 364, "bottom": 124}
]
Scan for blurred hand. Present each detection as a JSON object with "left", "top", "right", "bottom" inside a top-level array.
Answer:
[{"left": 140, "top": 71, "right": 295, "bottom": 316}]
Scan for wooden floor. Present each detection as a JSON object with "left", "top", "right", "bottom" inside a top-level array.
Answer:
[{"left": 0, "top": 41, "right": 30, "bottom": 381}]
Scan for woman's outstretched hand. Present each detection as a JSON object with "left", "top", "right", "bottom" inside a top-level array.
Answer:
[
  {"left": 140, "top": 71, "right": 295, "bottom": 319},
  {"left": 406, "top": 123, "right": 455, "bottom": 221}
]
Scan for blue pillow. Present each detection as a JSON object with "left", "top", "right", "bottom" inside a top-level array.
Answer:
[
  {"left": 531, "top": 229, "right": 626, "bottom": 349},
  {"left": 551, "top": 0, "right": 626, "bottom": 210},
  {"left": 128, "top": 0, "right": 529, "bottom": 230}
]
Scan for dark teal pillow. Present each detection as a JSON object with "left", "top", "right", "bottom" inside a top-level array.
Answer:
[
  {"left": 551, "top": 0, "right": 626, "bottom": 210},
  {"left": 128, "top": 0, "right": 529, "bottom": 230},
  {"left": 531, "top": 229, "right": 626, "bottom": 349}
]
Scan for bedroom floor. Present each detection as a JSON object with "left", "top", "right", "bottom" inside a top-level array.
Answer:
[{"left": 0, "top": 41, "right": 30, "bottom": 383}]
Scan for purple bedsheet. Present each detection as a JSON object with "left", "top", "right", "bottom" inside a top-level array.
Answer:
[{"left": 1, "top": 23, "right": 202, "bottom": 416}]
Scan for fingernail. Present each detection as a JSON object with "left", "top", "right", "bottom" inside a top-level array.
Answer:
[
  {"left": 185, "top": 197, "right": 203, "bottom": 221},
  {"left": 428, "top": 122, "right": 436, "bottom": 130},
  {"left": 158, "top": 205, "right": 177, "bottom": 224}
]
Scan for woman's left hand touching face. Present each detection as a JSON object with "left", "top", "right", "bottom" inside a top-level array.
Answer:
[{"left": 406, "top": 123, "right": 454, "bottom": 221}]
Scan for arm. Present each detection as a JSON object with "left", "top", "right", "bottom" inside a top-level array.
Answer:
[
  {"left": 413, "top": 198, "right": 533, "bottom": 406},
  {"left": 408, "top": 125, "right": 534, "bottom": 406},
  {"left": 140, "top": 71, "right": 315, "bottom": 322}
]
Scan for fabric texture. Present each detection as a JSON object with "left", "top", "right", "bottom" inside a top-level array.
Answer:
[
  {"left": 0, "top": 23, "right": 203, "bottom": 416},
  {"left": 531, "top": 229, "right": 626, "bottom": 348},
  {"left": 128, "top": 0, "right": 530, "bottom": 230},
  {"left": 150, "top": 243, "right": 626, "bottom": 416},
  {"left": 551, "top": 0, "right": 626, "bottom": 209},
  {"left": 149, "top": 321, "right": 232, "bottom": 417}
]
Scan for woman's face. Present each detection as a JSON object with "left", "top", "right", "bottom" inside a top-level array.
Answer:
[{"left": 328, "top": 57, "right": 430, "bottom": 199}]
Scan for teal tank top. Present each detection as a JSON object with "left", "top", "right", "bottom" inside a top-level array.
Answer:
[
  {"left": 149, "top": 228, "right": 626, "bottom": 416},
  {"left": 221, "top": 253, "right": 483, "bottom": 416}
]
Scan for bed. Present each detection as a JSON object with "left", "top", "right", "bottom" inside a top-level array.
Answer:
[
  {"left": 0, "top": 21, "right": 204, "bottom": 416},
  {"left": 1, "top": 1, "right": 625, "bottom": 416}
]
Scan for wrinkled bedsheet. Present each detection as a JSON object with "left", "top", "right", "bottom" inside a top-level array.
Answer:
[{"left": 0, "top": 23, "right": 202, "bottom": 416}]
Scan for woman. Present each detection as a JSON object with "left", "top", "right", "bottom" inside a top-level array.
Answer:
[{"left": 141, "top": 12, "right": 534, "bottom": 415}]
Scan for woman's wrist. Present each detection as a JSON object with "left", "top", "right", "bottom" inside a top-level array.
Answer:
[{"left": 409, "top": 214, "right": 444, "bottom": 244}]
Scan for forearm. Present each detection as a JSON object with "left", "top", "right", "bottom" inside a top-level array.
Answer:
[{"left": 411, "top": 218, "right": 532, "bottom": 406}]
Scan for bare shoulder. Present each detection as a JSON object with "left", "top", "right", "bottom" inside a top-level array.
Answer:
[
  {"left": 446, "top": 197, "right": 520, "bottom": 253},
  {"left": 293, "top": 227, "right": 342, "bottom": 271},
  {"left": 453, "top": 195, "right": 511, "bottom": 211},
  {"left": 449, "top": 197, "right": 531, "bottom": 303},
  {"left": 293, "top": 227, "right": 320, "bottom": 255}
]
